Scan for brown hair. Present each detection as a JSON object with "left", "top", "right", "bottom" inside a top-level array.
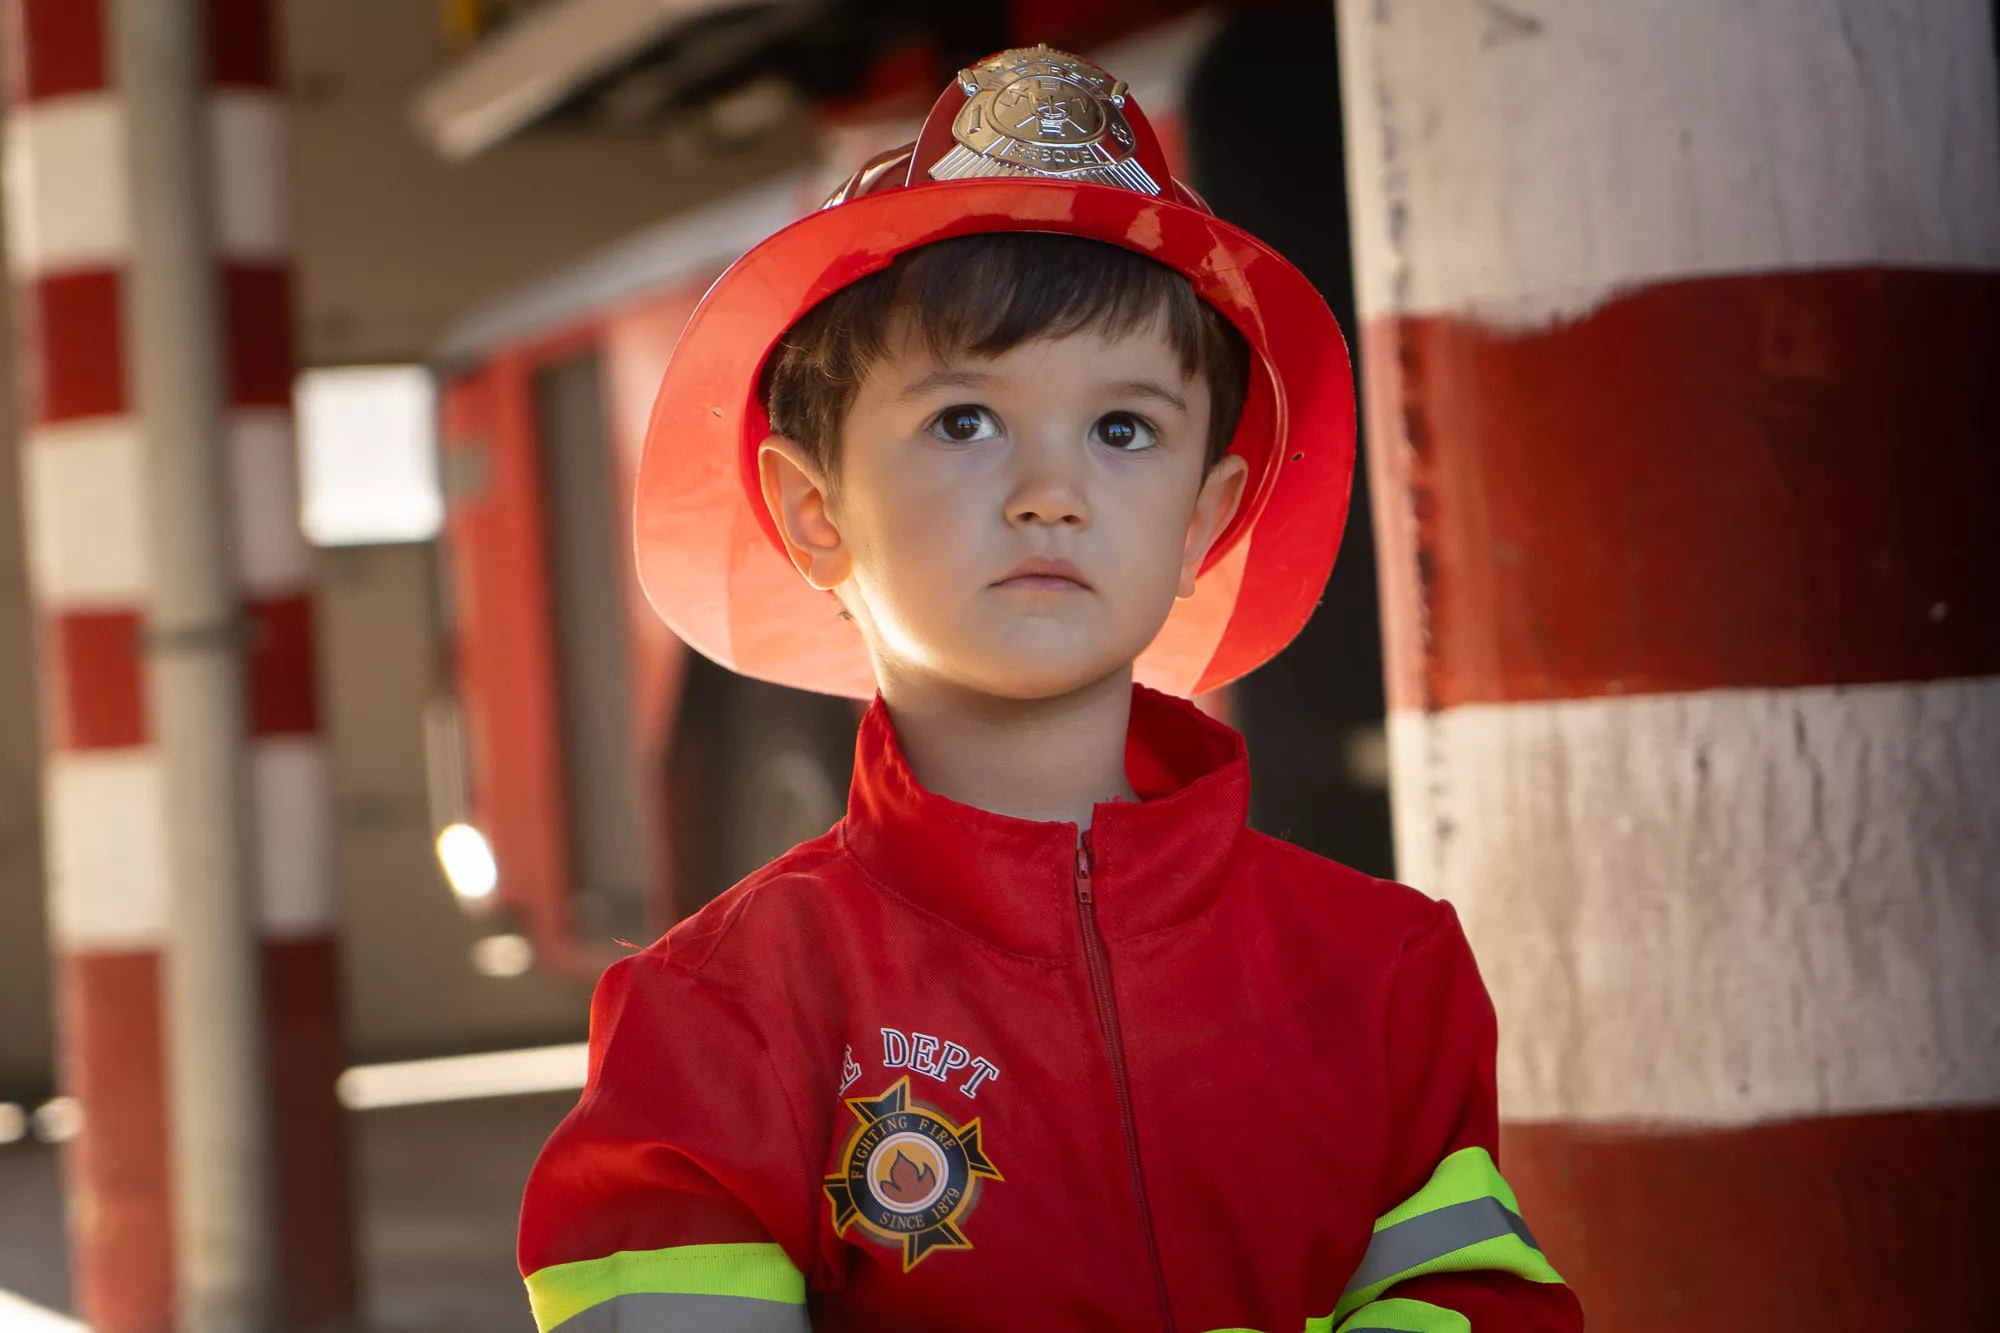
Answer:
[{"left": 761, "top": 233, "right": 1250, "bottom": 476}]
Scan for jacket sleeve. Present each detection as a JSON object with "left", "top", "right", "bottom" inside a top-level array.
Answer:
[
  {"left": 517, "top": 951, "right": 816, "bottom": 1333},
  {"left": 1318, "top": 900, "right": 1584, "bottom": 1333}
]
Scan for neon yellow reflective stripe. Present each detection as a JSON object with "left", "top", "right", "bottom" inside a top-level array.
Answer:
[
  {"left": 1330, "top": 1148, "right": 1564, "bottom": 1321},
  {"left": 1323, "top": 1297, "right": 1470, "bottom": 1333},
  {"left": 1212, "top": 1295, "right": 1467, "bottom": 1333},
  {"left": 525, "top": 1242, "right": 806, "bottom": 1331},
  {"left": 1376, "top": 1147, "right": 1520, "bottom": 1229}
]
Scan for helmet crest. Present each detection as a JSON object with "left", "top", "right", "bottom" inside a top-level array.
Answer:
[{"left": 930, "top": 46, "right": 1158, "bottom": 195}]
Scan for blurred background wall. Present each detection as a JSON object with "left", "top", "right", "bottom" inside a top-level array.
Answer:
[
  {"left": 283, "top": 0, "right": 810, "bottom": 368},
  {"left": 0, "top": 0, "right": 819, "bottom": 1102}
]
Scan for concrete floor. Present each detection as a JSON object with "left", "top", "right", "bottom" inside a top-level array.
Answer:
[{"left": 0, "top": 1092, "right": 574, "bottom": 1330}]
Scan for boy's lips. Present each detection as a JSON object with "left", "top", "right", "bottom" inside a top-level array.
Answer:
[{"left": 994, "top": 556, "right": 1091, "bottom": 591}]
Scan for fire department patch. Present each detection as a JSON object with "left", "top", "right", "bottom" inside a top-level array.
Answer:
[{"left": 824, "top": 1077, "right": 1002, "bottom": 1270}]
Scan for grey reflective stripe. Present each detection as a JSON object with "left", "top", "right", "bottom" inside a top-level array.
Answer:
[
  {"left": 1342, "top": 1197, "right": 1541, "bottom": 1296},
  {"left": 549, "top": 1292, "right": 810, "bottom": 1333}
]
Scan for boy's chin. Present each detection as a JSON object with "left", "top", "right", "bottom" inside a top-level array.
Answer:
[
  {"left": 873, "top": 613, "right": 1165, "bottom": 702},
  {"left": 927, "top": 642, "right": 1146, "bottom": 703}
]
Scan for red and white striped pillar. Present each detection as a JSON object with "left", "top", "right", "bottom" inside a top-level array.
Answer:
[
  {"left": 3, "top": 0, "right": 354, "bottom": 1326},
  {"left": 1340, "top": 1, "right": 1998, "bottom": 1326}
]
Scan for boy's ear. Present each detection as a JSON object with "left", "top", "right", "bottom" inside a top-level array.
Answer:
[
  {"left": 757, "top": 435, "right": 851, "bottom": 591},
  {"left": 1178, "top": 453, "right": 1250, "bottom": 599}
]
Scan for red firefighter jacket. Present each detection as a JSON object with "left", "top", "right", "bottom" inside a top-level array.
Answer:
[{"left": 518, "top": 686, "right": 1583, "bottom": 1333}]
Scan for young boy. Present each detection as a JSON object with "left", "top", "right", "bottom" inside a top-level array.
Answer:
[{"left": 517, "top": 46, "right": 1583, "bottom": 1333}]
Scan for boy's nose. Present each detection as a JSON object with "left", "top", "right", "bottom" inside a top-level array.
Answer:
[
  {"left": 1007, "top": 492, "right": 1087, "bottom": 527},
  {"left": 1004, "top": 433, "right": 1090, "bottom": 528},
  {"left": 1005, "top": 471, "right": 1089, "bottom": 528}
]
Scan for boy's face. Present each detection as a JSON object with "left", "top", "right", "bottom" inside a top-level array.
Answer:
[{"left": 759, "top": 318, "right": 1248, "bottom": 700}]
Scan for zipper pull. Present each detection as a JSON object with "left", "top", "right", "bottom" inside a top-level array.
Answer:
[{"left": 1075, "top": 840, "right": 1093, "bottom": 904}]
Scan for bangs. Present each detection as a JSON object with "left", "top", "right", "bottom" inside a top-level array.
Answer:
[
  {"left": 762, "top": 232, "right": 1250, "bottom": 473},
  {"left": 893, "top": 233, "right": 1222, "bottom": 375}
]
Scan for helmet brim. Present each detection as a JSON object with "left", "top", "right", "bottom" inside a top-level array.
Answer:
[{"left": 633, "top": 176, "right": 1354, "bottom": 699}]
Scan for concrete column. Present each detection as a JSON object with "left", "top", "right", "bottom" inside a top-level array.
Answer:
[
  {"left": 1339, "top": 0, "right": 1999, "bottom": 1325},
  {"left": 2, "top": 0, "right": 354, "bottom": 1326}
]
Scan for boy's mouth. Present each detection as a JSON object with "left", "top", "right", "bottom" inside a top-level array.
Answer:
[{"left": 994, "top": 556, "right": 1091, "bottom": 591}]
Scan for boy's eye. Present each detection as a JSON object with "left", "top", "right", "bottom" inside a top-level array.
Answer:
[
  {"left": 927, "top": 405, "right": 1001, "bottom": 443},
  {"left": 1092, "top": 411, "right": 1158, "bottom": 452}
]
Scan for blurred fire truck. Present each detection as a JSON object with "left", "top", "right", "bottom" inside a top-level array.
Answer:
[{"left": 420, "top": 14, "right": 1232, "bottom": 976}]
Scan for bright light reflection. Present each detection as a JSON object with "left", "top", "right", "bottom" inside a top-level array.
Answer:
[
  {"left": 0, "top": 1286, "right": 89, "bottom": 1332},
  {"left": 470, "top": 932, "right": 535, "bottom": 978},
  {"left": 29, "top": 1097, "right": 79, "bottom": 1144},
  {"left": 435, "top": 822, "right": 497, "bottom": 900},
  {"left": 335, "top": 1043, "right": 588, "bottom": 1110},
  {"left": 294, "top": 364, "right": 442, "bottom": 546}
]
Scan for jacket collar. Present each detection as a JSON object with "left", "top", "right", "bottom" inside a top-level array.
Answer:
[{"left": 839, "top": 684, "right": 1250, "bottom": 959}]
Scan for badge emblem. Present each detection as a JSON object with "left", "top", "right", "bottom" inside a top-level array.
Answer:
[
  {"left": 824, "top": 1077, "right": 1003, "bottom": 1270},
  {"left": 930, "top": 45, "right": 1159, "bottom": 195}
]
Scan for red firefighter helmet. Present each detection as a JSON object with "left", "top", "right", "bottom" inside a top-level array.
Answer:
[{"left": 634, "top": 44, "right": 1354, "bottom": 698}]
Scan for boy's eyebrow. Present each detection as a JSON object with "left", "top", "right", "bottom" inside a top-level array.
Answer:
[
  {"left": 1103, "top": 378, "right": 1190, "bottom": 413},
  {"left": 897, "top": 370, "right": 1191, "bottom": 414},
  {"left": 896, "top": 368, "right": 1000, "bottom": 401}
]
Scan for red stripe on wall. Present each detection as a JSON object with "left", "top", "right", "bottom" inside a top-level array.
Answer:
[
  {"left": 1502, "top": 1109, "right": 1996, "bottom": 1331},
  {"left": 248, "top": 593, "right": 319, "bottom": 736},
  {"left": 224, "top": 263, "right": 296, "bottom": 408},
  {"left": 44, "top": 598, "right": 317, "bottom": 750},
  {"left": 59, "top": 951, "right": 173, "bottom": 1333},
  {"left": 2, "top": 0, "right": 106, "bottom": 105},
  {"left": 264, "top": 936, "right": 356, "bottom": 1323},
  {"left": 46, "top": 610, "right": 145, "bottom": 751},
  {"left": 1365, "top": 267, "right": 2000, "bottom": 711},
  {"left": 21, "top": 270, "right": 126, "bottom": 425},
  {"left": 205, "top": 0, "right": 278, "bottom": 89}
]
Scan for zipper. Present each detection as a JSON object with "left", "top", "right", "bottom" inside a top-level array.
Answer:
[{"left": 1075, "top": 834, "right": 1176, "bottom": 1333}]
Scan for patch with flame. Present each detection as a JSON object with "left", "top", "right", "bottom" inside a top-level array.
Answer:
[{"left": 824, "top": 1077, "right": 1002, "bottom": 1269}]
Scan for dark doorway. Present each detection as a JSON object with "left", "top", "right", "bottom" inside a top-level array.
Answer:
[{"left": 1187, "top": 6, "right": 1394, "bottom": 877}]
